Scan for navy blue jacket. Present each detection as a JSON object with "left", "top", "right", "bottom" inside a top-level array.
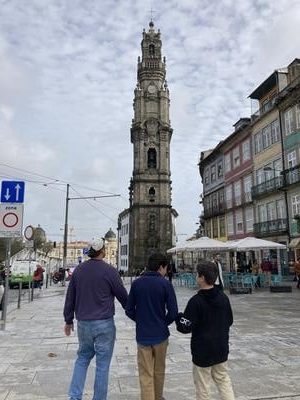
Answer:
[{"left": 126, "top": 271, "right": 178, "bottom": 345}]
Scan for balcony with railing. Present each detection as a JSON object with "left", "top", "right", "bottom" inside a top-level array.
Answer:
[
  {"left": 253, "top": 218, "right": 287, "bottom": 237},
  {"left": 283, "top": 164, "right": 300, "bottom": 186},
  {"left": 203, "top": 202, "right": 226, "bottom": 218},
  {"left": 251, "top": 176, "right": 284, "bottom": 199},
  {"left": 251, "top": 97, "right": 277, "bottom": 121}
]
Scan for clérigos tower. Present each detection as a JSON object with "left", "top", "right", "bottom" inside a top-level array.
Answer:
[{"left": 124, "top": 20, "right": 177, "bottom": 272}]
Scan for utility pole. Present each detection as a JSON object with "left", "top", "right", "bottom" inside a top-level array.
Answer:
[{"left": 0, "top": 238, "right": 11, "bottom": 331}]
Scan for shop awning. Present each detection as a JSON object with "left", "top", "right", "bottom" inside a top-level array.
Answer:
[{"left": 289, "top": 238, "right": 300, "bottom": 248}]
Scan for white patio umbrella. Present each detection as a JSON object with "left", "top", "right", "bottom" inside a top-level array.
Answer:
[
  {"left": 167, "top": 237, "right": 228, "bottom": 253},
  {"left": 226, "top": 237, "right": 286, "bottom": 251}
]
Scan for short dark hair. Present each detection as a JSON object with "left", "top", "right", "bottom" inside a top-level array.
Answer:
[
  {"left": 197, "top": 261, "right": 218, "bottom": 285},
  {"left": 148, "top": 253, "right": 168, "bottom": 272}
]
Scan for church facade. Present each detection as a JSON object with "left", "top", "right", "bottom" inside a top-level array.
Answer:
[{"left": 118, "top": 21, "right": 177, "bottom": 272}]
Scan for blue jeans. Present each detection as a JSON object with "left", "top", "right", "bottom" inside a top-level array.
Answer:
[{"left": 69, "top": 318, "right": 116, "bottom": 400}]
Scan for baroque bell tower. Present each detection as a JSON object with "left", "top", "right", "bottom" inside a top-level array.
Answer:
[{"left": 128, "top": 21, "right": 176, "bottom": 271}]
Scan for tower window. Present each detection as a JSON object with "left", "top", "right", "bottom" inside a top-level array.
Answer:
[
  {"left": 149, "top": 187, "right": 155, "bottom": 202},
  {"left": 148, "top": 148, "right": 157, "bottom": 168},
  {"left": 149, "top": 44, "right": 155, "bottom": 56},
  {"left": 149, "top": 214, "right": 156, "bottom": 232}
]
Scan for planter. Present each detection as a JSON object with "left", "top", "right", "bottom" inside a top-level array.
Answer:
[
  {"left": 270, "top": 285, "right": 292, "bottom": 293},
  {"left": 229, "top": 287, "right": 252, "bottom": 295}
]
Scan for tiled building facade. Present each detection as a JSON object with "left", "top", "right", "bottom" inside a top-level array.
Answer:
[{"left": 199, "top": 58, "right": 300, "bottom": 260}]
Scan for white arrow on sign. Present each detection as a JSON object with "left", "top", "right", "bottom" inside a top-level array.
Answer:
[
  {"left": 15, "top": 184, "right": 21, "bottom": 201},
  {"left": 4, "top": 188, "right": 10, "bottom": 201}
]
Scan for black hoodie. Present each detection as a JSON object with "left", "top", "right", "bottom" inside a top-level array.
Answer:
[{"left": 176, "top": 287, "right": 233, "bottom": 367}]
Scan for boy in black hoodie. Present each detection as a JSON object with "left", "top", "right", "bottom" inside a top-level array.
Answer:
[{"left": 176, "top": 260, "right": 235, "bottom": 400}]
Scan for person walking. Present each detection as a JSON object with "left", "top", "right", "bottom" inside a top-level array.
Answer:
[
  {"left": 294, "top": 258, "right": 300, "bottom": 289},
  {"left": 125, "top": 253, "right": 178, "bottom": 400},
  {"left": 212, "top": 254, "right": 224, "bottom": 290},
  {"left": 63, "top": 238, "right": 128, "bottom": 400},
  {"left": 176, "top": 260, "right": 235, "bottom": 400},
  {"left": 33, "top": 264, "right": 45, "bottom": 290}
]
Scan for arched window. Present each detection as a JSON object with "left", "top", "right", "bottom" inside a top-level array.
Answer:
[
  {"left": 148, "top": 148, "right": 157, "bottom": 168},
  {"left": 149, "top": 187, "right": 155, "bottom": 202},
  {"left": 149, "top": 44, "right": 155, "bottom": 56}
]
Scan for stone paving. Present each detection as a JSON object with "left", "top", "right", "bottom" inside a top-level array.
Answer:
[{"left": 0, "top": 280, "right": 300, "bottom": 400}]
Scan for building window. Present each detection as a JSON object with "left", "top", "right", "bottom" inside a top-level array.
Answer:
[
  {"left": 262, "top": 125, "right": 272, "bottom": 149},
  {"left": 217, "top": 161, "right": 223, "bottom": 178},
  {"left": 149, "top": 214, "right": 156, "bottom": 231},
  {"left": 232, "top": 146, "right": 240, "bottom": 168},
  {"left": 205, "top": 221, "right": 212, "bottom": 238},
  {"left": 219, "top": 216, "right": 226, "bottom": 237},
  {"left": 284, "top": 108, "right": 294, "bottom": 135},
  {"left": 254, "top": 132, "right": 262, "bottom": 154},
  {"left": 292, "top": 195, "right": 300, "bottom": 217},
  {"left": 204, "top": 168, "right": 209, "bottom": 185},
  {"left": 256, "top": 168, "right": 265, "bottom": 184},
  {"left": 258, "top": 204, "right": 267, "bottom": 222},
  {"left": 245, "top": 207, "right": 254, "bottom": 232},
  {"left": 287, "top": 150, "right": 297, "bottom": 168},
  {"left": 276, "top": 199, "right": 286, "bottom": 219},
  {"left": 225, "top": 185, "right": 232, "bottom": 208},
  {"left": 296, "top": 104, "right": 300, "bottom": 129},
  {"left": 212, "top": 218, "right": 218, "bottom": 238},
  {"left": 235, "top": 210, "right": 243, "bottom": 233},
  {"left": 234, "top": 180, "right": 241, "bottom": 206},
  {"left": 271, "top": 119, "right": 280, "bottom": 143},
  {"left": 243, "top": 175, "right": 252, "bottom": 202},
  {"left": 148, "top": 148, "right": 157, "bottom": 168},
  {"left": 149, "top": 187, "right": 155, "bottom": 202},
  {"left": 224, "top": 153, "right": 231, "bottom": 173},
  {"left": 242, "top": 140, "right": 251, "bottom": 162},
  {"left": 267, "top": 201, "right": 276, "bottom": 221},
  {"left": 227, "top": 213, "right": 234, "bottom": 235},
  {"left": 219, "top": 190, "right": 224, "bottom": 207},
  {"left": 149, "top": 44, "right": 155, "bottom": 56},
  {"left": 211, "top": 165, "right": 216, "bottom": 182}
]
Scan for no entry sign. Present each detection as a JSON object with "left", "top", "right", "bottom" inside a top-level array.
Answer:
[{"left": 0, "top": 204, "right": 24, "bottom": 238}]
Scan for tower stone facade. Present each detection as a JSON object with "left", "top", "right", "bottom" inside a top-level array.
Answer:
[{"left": 128, "top": 21, "right": 177, "bottom": 271}]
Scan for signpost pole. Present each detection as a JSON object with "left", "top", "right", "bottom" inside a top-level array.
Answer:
[{"left": 0, "top": 238, "right": 11, "bottom": 331}]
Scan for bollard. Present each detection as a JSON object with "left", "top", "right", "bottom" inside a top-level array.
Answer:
[
  {"left": 46, "top": 274, "right": 49, "bottom": 289},
  {"left": 17, "top": 282, "right": 22, "bottom": 309},
  {"left": 31, "top": 283, "right": 34, "bottom": 301}
]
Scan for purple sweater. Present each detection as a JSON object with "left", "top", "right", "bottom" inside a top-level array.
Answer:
[{"left": 63, "top": 259, "right": 128, "bottom": 324}]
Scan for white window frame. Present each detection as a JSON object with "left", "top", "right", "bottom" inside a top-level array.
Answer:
[
  {"left": 276, "top": 199, "right": 286, "bottom": 219},
  {"left": 291, "top": 195, "right": 300, "bottom": 217},
  {"left": 296, "top": 104, "right": 300, "bottom": 129},
  {"left": 245, "top": 207, "right": 254, "bottom": 232},
  {"left": 243, "top": 175, "right": 252, "bottom": 202},
  {"left": 258, "top": 204, "right": 267, "bottom": 222},
  {"left": 234, "top": 180, "right": 241, "bottom": 206},
  {"left": 242, "top": 139, "right": 251, "bottom": 162},
  {"left": 287, "top": 150, "right": 297, "bottom": 168},
  {"left": 224, "top": 153, "right": 231, "bottom": 173},
  {"left": 262, "top": 125, "right": 272, "bottom": 149},
  {"left": 254, "top": 132, "right": 262, "bottom": 154},
  {"left": 271, "top": 119, "right": 280, "bottom": 143},
  {"left": 225, "top": 185, "right": 232, "bottom": 208},
  {"left": 232, "top": 146, "right": 240, "bottom": 168},
  {"left": 235, "top": 210, "right": 244, "bottom": 234},
  {"left": 227, "top": 213, "right": 234, "bottom": 235},
  {"left": 284, "top": 108, "right": 293, "bottom": 135}
]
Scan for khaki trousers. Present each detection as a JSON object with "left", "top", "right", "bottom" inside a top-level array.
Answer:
[
  {"left": 137, "top": 339, "right": 168, "bottom": 400},
  {"left": 193, "top": 361, "right": 235, "bottom": 400}
]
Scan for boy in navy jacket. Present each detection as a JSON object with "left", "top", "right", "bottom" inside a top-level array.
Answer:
[
  {"left": 176, "top": 260, "right": 235, "bottom": 400},
  {"left": 126, "top": 253, "right": 178, "bottom": 400}
]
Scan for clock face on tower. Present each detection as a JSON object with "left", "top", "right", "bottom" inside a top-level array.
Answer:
[{"left": 148, "top": 84, "right": 156, "bottom": 94}]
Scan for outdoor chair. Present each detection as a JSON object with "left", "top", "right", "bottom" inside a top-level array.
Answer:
[{"left": 271, "top": 274, "right": 282, "bottom": 286}]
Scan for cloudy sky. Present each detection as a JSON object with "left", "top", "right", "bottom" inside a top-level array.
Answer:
[{"left": 0, "top": 0, "right": 300, "bottom": 243}]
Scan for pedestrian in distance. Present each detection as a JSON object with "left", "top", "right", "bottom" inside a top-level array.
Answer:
[
  {"left": 33, "top": 264, "right": 45, "bottom": 290},
  {"left": 212, "top": 253, "right": 224, "bottom": 290},
  {"left": 176, "top": 260, "right": 235, "bottom": 400},
  {"left": 294, "top": 258, "right": 300, "bottom": 289},
  {"left": 63, "top": 238, "right": 128, "bottom": 400},
  {"left": 125, "top": 253, "right": 178, "bottom": 400}
]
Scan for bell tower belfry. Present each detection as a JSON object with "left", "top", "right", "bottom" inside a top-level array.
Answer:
[{"left": 128, "top": 21, "right": 176, "bottom": 271}]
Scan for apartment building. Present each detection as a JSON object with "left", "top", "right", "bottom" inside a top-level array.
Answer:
[
  {"left": 249, "top": 70, "right": 288, "bottom": 247},
  {"left": 277, "top": 59, "right": 300, "bottom": 258},
  {"left": 199, "top": 148, "right": 226, "bottom": 240},
  {"left": 222, "top": 118, "right": 254, "bottom": 240},
  {"left": 199, "top": 58, "right": 300, "bottom": 261}
]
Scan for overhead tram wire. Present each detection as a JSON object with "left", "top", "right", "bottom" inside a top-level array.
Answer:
[{"left": 0, "top": 163, "right": 119, "bottom": 196}]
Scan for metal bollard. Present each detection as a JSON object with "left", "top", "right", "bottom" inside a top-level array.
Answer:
[
  {"left": 17, "top": 282, "right": 22, "bottom": 309},
  {"left": 46, "top": 274, "right": 49, "bottom": 289},
  {"left": 31, "top": 283, "right": 34, "bottom": 301}
]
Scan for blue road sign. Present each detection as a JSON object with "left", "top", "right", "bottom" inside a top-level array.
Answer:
[
  {"left": 1, "top": 181, "right": 25, "bottom": 203},
  {"left": 83, "top": 247, "right": 89, "bottom": 255}
]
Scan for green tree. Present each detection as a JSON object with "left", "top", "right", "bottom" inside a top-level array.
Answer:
[{"left": 0, "top": 238, "right": 24, "bottom": 262}]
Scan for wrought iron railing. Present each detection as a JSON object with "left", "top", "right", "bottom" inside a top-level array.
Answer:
[
  {"left": 253, "top": 218, "right": 287, "bottom": 236},
  {"left": 251, "top": 176, "right": 284, "bottom": 198}
]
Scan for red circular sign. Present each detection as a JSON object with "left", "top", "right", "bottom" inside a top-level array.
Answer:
[{"left": 3, "top": 212, "right": 19, "bottom": 228}]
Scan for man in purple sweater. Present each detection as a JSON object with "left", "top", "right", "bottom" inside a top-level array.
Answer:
[{"left": 63, "top": 238, "right": 128, "bottom": 400}]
